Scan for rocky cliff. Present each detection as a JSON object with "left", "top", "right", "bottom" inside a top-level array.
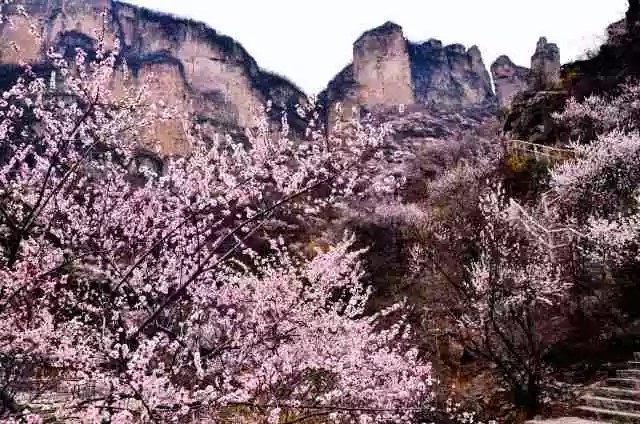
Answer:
[
  {"left": 529, "top": 37, "right": 561, "bottom": 90},
  {"left": 490, "top": 55, "right": 529, "bottom": 110},
  {"left": 353, "top": 22, "right": 415, "bottom": 108},
  {"left": 318, "top": 22, "right": 496, "bottom": 132},
  {"left": 561, "top": 12, "right": 640, "bottom": 101},
  {"left": 408, "top": 40, "right": 493, "bottom": 107},
  {"left": 0, "top": 0, "right": 308, "bottom": 154},
  {"left": 504, "top": 5, "right": 640, "bottom": 144},
  {"left": 319, "top": 63, "right": 360, "bottom": 132},
  {"left": 490, "top": 37, "right": 561, "bottom": 109},
  {"left": 2, "top": 2, "right": 571, "bottom": 148},
  {"left": 496, "top": 38, "right": 565, "bottom": 144}
]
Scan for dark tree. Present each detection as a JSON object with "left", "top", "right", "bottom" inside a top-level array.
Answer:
[{"left": 627, "top": 0, "right": 639, "bottom": 32}]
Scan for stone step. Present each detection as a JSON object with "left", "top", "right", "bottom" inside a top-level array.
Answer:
[
  {"left": 619, "top": 369, "right": 640, "bottom": 379},
  {"left": 605, "top": 378, "right": 640, "bottom": 389},
  {"left": 628, "top": 361, "right": 640, "bottom": 370},
  {"left": 582, "top": 395, "right": 640, "bottom": 412},
  {"left": 575, "top": 405, "right": 640, "bottom": 423},
  {"left": 592, "top": 386, "right": 640, "bottom": 400}
]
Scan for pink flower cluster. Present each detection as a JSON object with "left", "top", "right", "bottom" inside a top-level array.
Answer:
[{"left": 0, "top": 30, "right": 432, "bottom": 423}]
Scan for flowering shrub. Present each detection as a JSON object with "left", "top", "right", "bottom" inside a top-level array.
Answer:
[
  {"left": 549, "top": 81, "right": 640, "bottom": 273},
  {"left": 469, "top": 77, "right": 640, "bottom": 417},
  {"left": 552, "top": 80, "right": 640, "bottom": 142},
  {"left": 439, "top": 182, "right": 571, "bottom": 418},
  {"left": 505, "top": 153, "right": 527, "bottom": 172}
]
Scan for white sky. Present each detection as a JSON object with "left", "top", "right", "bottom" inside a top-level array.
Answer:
[{"left": 127, "top": 0, "right": 628, "bottom": 95}]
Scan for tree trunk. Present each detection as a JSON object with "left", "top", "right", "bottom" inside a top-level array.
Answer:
[
  {"left": 627, "top": 0, "right": 640, "bottom": 32},
  {"left": 512, "top": 377, "right": 541, "bottom": 419}
]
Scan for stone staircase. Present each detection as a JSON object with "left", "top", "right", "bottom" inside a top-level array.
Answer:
[{"left": 574, "top": 352, "right": 640, "bottom": 422}]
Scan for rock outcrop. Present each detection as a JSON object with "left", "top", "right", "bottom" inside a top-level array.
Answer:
[
  {"left": 408, "top": 40, "right": 494, "bottom": 107},
  {"left": 368, "top": 103, "right": 497, "bottom": 143},
  {"left": 498, "top": 3, "right": 640, "bottom": 145},
  {"left": 529, "top": 37, "right": 561, "bottom": 91},
  {"left": 492, "top": 38, "right": 568, "bottom": 144},
  {"left": 353, "top": 21, "right": 415, "bottom": 108},
  {"left": 502, "top": 90, "right": 568, "bottom": 144},
  {"left": 0, "top": 0, "right": 308, "bottom": 155},
  {"left": 319, "top": 22, "right": 497, "bottom": 133},
  {"left": 490, "top": 37, "right": 561, "bottom": 110},
  {"left": 490, "top": 55, "right": 529, "bottom": 109},
  {"left": 319, "top": 64, "right": 361, "bottom": 133},
  {"left": 561, "top": 4, "right": 640, "bottom": 102}
]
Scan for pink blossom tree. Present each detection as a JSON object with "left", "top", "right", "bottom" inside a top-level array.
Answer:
[
  {"left": 553, "top": 80, "right": 640, "bottom": 143},
  {"left": 398, "top": 161, "right": 573, "bottom": 419},
  {"left": 451, "top": 78, "right": 640, "bottom": 417},
  {"left": 358, "top": 130, "right": 574, "bottom": 418},
  {"left": 456, "top": 184, "right": 572, "bottom": 418},
  {"left": 0, "top": 31, "right": 433, "bottom": 424},
  {"left": 439, "top": 80, "right": 640, "bottom": 418},
  {"left": 546, "top": 80, "right": 640, "bottom": 265}
]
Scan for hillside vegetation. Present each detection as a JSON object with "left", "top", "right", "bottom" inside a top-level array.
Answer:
[{"left": 0, "top": 2, "right": 639, "bottom": 424}]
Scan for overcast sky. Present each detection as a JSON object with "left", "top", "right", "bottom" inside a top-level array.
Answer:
[{"left": 127, "top": 0, "right": 628, "bottom": 95}]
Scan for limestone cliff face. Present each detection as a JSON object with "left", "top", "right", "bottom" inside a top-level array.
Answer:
[
  {"left": 529, "top": 37, "right": 561, "bottom": 90},
  {"left": 352, "top": 21, "right": 415, "bottom": 108},
  {"left": 318, "top": 64, "right": 360, "bottom": 132},
  {"left": 319, "top": 22, "right": 496, "bottom": 133},
  {"left": 490, "top": 55, "right": 529, "bottom": 109},
  {"left": 0, "top": 0, "right": 308, "bottom": 154},
  {"left": 408, "top": 40, "right": 494, "bottom": 107},
  {"left": 498, "top": 39, "right": 565, "bottom": 144},
  {"left": 491, "top": 37, "right": 561, "bottom": 109}
]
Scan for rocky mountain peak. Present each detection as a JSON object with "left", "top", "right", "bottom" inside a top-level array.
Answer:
[
  {"left": 319, "top": 23, "right": 497, "bottom": 134},
  {"left": 353, "top": 21, "right": 404, "bottom": 46},
  {"left": 408, "top": 39, "right": 494, "bottom": 108},
  {"left": 492, "top": 54, "right": 517, "bottom": 68},
  {"left": 490, "top": 37, "right": 562, "bottom": 109},
  {"left": 490, "top": 55, "right": 530, "bottom": 109},
  {"left": 352, "top": 21, "right": 415, "bottom": 108},
  {"left": 424, "top": 39, "right": 443, "bottom": 49},
  {"left": 530, "top": 36, "right": 561, "bottom": 90},
  {"left": 536, "top": 36, "right": 550, "bottom": 51},
  {"left": 445, "top": 43, "right": 467, "bottom": 55},
  {"left": 467, "top": 45, "right": 483, "bottom": 60}
]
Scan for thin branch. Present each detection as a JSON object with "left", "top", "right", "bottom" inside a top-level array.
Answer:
[{"left": 129, "top": 175, "right": 335, "bottom": 340}]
